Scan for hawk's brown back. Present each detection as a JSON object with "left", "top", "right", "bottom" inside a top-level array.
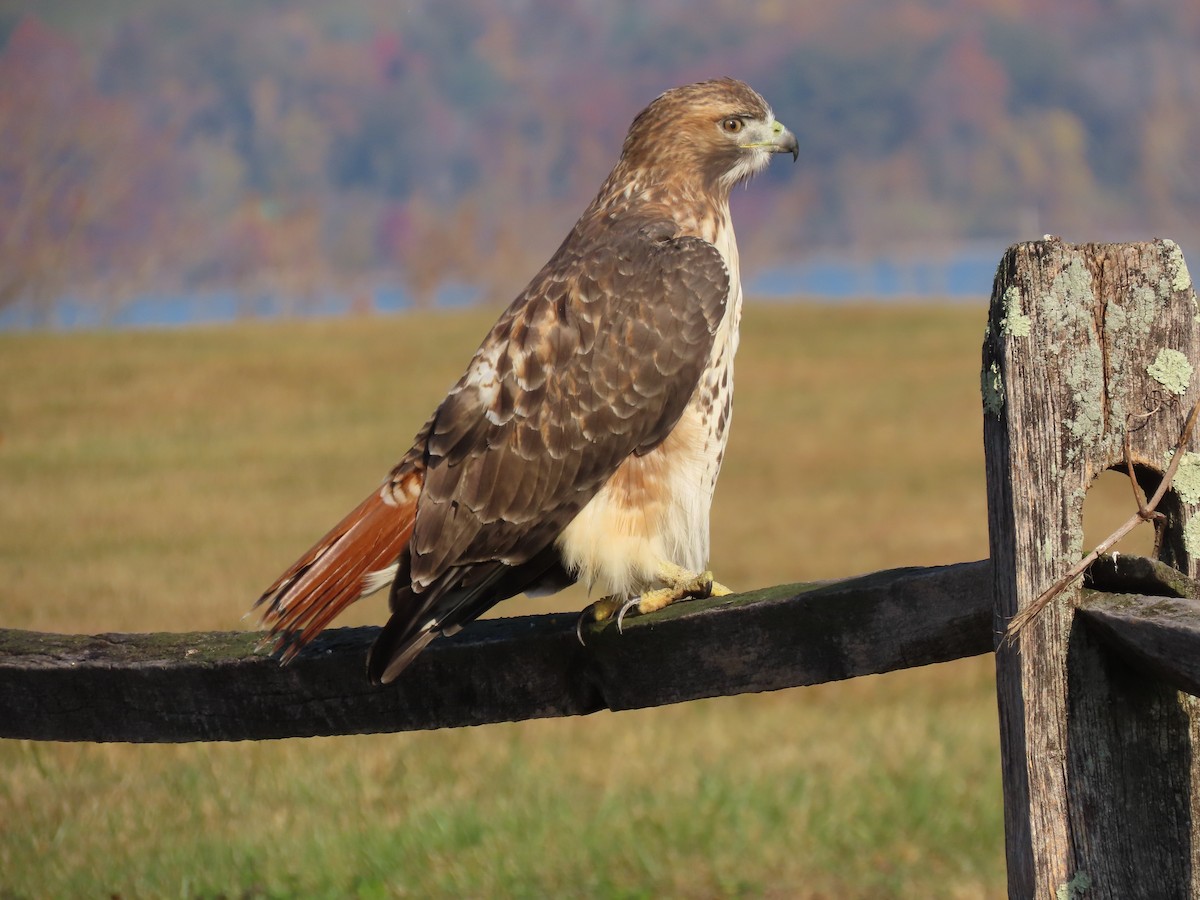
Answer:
[{"left": 388, "top": 214, "right": 730, "bottom": 644}]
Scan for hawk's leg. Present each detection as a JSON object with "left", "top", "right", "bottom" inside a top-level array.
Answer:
[{"left": 575, "top": 562, "right": 732, "bottom": 642}]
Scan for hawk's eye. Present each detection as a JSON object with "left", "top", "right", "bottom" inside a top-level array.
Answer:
[{"left": 721, "top": 117, "right": 743, "bottom": 134}]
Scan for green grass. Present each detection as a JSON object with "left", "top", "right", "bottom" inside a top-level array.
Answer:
[{"left": 0, "top": 303, "right": 1152, "bottom": 897}]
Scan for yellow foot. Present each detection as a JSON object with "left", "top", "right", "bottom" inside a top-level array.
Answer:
[
  {"left": 575, "top": 565, "right": 734, "bottom": 644},
  {"left": 615, "top": 568, "right": 727, "bottom": 631}
]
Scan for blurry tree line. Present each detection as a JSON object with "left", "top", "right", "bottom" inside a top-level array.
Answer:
[{"left": 2, "top": 0, "right": 1199, "bottom": 320}]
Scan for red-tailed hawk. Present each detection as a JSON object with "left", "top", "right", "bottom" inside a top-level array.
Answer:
[{"left": 255, "top": 78, "right": 797, "bottom": 684}]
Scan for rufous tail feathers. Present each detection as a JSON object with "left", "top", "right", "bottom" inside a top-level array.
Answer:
[{"left": 254, "top": 470, "right": 422, "bottom": 661}]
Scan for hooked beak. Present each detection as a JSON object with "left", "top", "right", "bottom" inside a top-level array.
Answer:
[
  {"left": 746, "top": 119, "right": 798, "bottom": 162},
  {"left": 772, "top": 120, "right": 798, "bottom": 161}
]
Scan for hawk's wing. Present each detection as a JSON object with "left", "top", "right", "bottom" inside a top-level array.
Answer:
[{"left": 371, "top": 217, "right": 730, "bottom": 679}]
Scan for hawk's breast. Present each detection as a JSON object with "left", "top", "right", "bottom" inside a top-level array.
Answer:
[{"left": 554, "top": 212, "right": 741, "bottom": 598}]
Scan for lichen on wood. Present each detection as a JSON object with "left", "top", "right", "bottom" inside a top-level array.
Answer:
[{"left": 984, "top": 237, "right": 1200, "bottom": 898}]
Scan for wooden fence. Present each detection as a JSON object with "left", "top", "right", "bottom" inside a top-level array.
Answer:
[{"left": 3, "top": 238, "right": 1199, "bottom": 898}]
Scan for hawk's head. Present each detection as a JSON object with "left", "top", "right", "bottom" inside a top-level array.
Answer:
[{"left": 620, "top": 78, "right": 797, "bottom": 193}]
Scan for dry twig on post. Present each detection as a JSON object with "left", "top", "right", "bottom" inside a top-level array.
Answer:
[{"left": 1003, "top": 400, "right": 1200, "bottom": 645}]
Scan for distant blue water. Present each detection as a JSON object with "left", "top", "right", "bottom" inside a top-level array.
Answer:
[
  {"left": 746, "top": 246, "right": 1003, "bottom": 301},
  {"left": 0, "top": 282, "right": 483, "bottom": 331},
  {"left": 3, "top": 242, "right": 1178, "bottom": 330}
]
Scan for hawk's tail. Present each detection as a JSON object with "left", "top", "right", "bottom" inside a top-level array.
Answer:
[{"left": 254, "top": 470, "right": 423, "bottom": 661}]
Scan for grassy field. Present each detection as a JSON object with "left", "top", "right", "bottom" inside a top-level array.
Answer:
[{"left": 0, "top": 303, "right": 1152, "bottom": 897}]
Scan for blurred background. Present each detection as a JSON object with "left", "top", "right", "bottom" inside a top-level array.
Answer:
[
  {"left": 3, "top": 0, "right": 1199, "bottom": 328},
  {"left": 1, "top": 2, "right": 1193, "bottom": 896}
]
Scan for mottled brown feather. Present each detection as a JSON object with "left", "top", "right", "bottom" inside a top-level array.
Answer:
[
  {"left": 407, "top": 224, "right": 727, "bottom": 581},
  {"left": 359, "top": 220, "right": 727, "bottom": 681}
]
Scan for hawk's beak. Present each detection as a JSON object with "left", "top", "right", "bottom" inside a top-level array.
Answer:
[
  {"left": 772, "top": 121, "right": 798, "bottom": 162},
  {"left": 747, "top": 119, "right": 798, "bottom": 161}
]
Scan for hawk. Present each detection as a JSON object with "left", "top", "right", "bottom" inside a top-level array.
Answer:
[{"left": 255, "top": 78, "right": 797, "bottom": 684}]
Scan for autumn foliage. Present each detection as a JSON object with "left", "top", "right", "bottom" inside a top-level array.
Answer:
[{"left": 2, "top": 2, "right": 1198, "bottom": 320}]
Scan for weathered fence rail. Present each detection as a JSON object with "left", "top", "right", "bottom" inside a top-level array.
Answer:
[
  {"left": 0, "top": 560, "right": 993, "bottom": 742},
  {"left": 4, "top": 237, "right": 1200, "bottom": 898},
  {"left": 1076, "top": 590, "right": 1200, "bottom": 697},
  {"left": 5, "top": 554, "right": 1198, "bottom": 745}
]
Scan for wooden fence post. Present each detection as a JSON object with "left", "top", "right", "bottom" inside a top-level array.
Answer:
[{"left": 983, "top": 238, "right": 1200, "bottom": 898}]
